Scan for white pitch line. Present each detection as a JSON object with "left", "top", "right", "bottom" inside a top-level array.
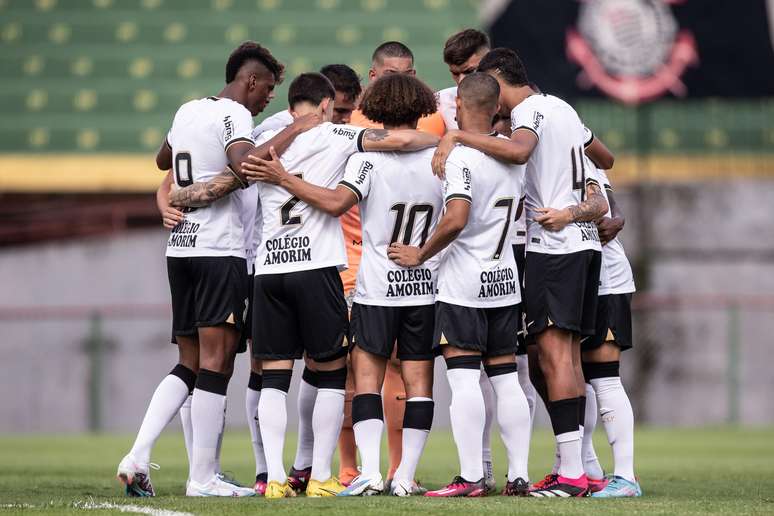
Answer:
[{"left": 74, "top": 500, "right": 194, "bottom": 516}]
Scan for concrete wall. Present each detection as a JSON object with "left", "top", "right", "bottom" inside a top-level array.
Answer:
[{"left": 1, "top": 181, "right": 773, "bottom": 432}]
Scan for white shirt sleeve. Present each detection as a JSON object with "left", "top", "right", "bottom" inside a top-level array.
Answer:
[
  {"left": 252, "top": 110, "right": 293, "bottom": 141},
  {"left": 583, "top": 125, "right": 595, "bottom": 147},
  {"left": 443, "top": 155, "right": 472, "bottom": 205},
  {"left": 339, "top": 153, "right": 374, "bottom": 202},
  {"left": 510, "top": 100, "right": 546, "bottom": 141},
  {"left": 221, "top": 103, "right": 255, "bottom": 151},
  {"left": 327, "top": 124, "right": 367, "bottom": 156}
]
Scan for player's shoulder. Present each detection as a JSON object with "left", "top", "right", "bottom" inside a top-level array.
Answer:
[
  {"left": 448, "top": 143, "right": 486, "bottom": 169},
  {"left": 252, "top": 110, "right": 292, "bottom": 140}
]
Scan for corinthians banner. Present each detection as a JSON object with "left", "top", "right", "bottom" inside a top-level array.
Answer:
[{"left": 486, "top": 0, "right": 774, "bottom": 104}]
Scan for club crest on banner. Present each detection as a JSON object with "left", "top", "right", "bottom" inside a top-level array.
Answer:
[{"left": 566, "top": 0, "right": 699, "bottom": 105}]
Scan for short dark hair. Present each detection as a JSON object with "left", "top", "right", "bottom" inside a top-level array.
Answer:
[
  {"left": 443, "top": 28, "right": 490, "bottom": 66},
  {"left": 319, "top": 64, "right": 362, "bottom": 102},
  {"left": 372, "top": 41, "right": 414, "bottom": 64},
  {"left": 287, "top": 72, "right": 336, "bottom": 108},
  {"left": 359, "top": 74, "right": 436, "bottom": 127},
  {"left": 225, "top": 41, "right": 284, "bottom": 84},
  {"left": 476, "top": 47, "right": 529, "bottom": 87},
  {"left": 458, "top": 72, "right": 500, "bottom": 112}
]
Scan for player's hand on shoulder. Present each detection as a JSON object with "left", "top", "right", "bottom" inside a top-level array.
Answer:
[
  {"left": 161, "top": 206, "right": 184, "bottom": 229},
  {"left": 596, "top": 215, "right": 624, "bottom": 245},
  {"left": 534, "top": 207, "right": 573, "bottom": 232},
  {"left": 242, "top": 146, "right": 287, "bottom": 185},
  {"left": 432, "top": 130, "right": 459, "bottom": 179},
  {"left": 387, "top": 242, "right": 423, "bottom": 268},
  {"left": 290, "top": 112, "right": 322, "bottom": 132}
]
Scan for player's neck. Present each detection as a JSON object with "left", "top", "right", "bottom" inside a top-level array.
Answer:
[
  {"left": 383, "top": 123, "right": 417, "bottom": 131},
  {"left": 504, "top": 85, "right": 536, "bottom": 111},
  {"left": 459, "top": 116, "right": 493, "bottom": 135},
  {"left": 217, "top": 84, "right": 246, "bottom": 108}
]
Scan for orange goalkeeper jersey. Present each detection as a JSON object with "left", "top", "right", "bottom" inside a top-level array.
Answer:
[{"left": 340, "top": 110, "right": 445, "bottom": 294}]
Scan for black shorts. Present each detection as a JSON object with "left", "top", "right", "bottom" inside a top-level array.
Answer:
[
  {"left": 512, "top": 243, "right": 527, "bottom": 355},
  {"left": 252, "top": 266, "right": 349, "bottom": 361},
  {"left": 524, "top": 250, "right": 601, "bottom": 337},
  {"left": 350, "top": 303, "right": 435, "bottom": 361},
  {"left": 239, "top": 269, "right": 255, "bottom": 354},
  {"left": 582, "top": 293, "right": 633, "bottom": 351},
  {"left": 167, "top": 256, "right": 249, "bottom": 349},
  {"left": 434, "top": 301, "right": 521, "bottom": 357}
]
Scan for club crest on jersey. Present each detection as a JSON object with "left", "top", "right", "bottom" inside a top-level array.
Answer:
[
  {"left": 332, "top": 127, "right": 358, "bottom": 140},
  {"left": 566, "top": 0, "right": 698, "bottom": 105}
]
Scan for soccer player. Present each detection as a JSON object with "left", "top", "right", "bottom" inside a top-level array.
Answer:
[
  {"left": 437, "top": 29, "right": 535, "bottom": 491},
  {"left": 116, "top": 41, "right": 321, "bottom": 498},
  {"left": 340, "top": 41, "right": 445, "bottom": 487},
  {"left": 580, "top": 163, "right": 642, "bottom": 498},
  {"left": 390, "top": 72, "right": 531, "bottom": 498},
  {"left": 431, "top": 49, "right": 609, "bottom": 498},
  {"left": 238, "top": 72, "right": 439, "bottom": 498},
  {"left": 244, "top": 74, "right": 441, "bottom": 497}
]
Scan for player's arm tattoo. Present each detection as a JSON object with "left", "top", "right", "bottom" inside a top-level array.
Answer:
[
  {"left": 363, "top": 128, "right": 389, "bottom": 142},
  {"left": 567, "top": 182, "right": 609, "bottom": 222},
  {"left": 169, "top": 168, "right": 244, "bottom": 208}
]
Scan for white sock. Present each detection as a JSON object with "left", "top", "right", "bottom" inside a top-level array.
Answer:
[
  {"left": 591, "top": 376, "right": 636, "bottom": 482},
  {"left": 180, "top": 394, "right": 193, "bottom": 471},
  {"left": 393, "top": 397, "right": 433, "bottom": 484},
  {"left": 214, "top": 398, "right": 226, "bottom": 474},
  {"left": 190, "top": 388, "right": 227, "bottom": 484},
  {"left": 582, "top": 384, "right": 604, "bottom": 480},
  {"left": 447, "top": 368, "right": 485, "bottom": 482},
  {"left": 130, "top": 374, "right": 189, "bottom": 465},
  {"left": 293, "top": 379, "right": 317, "bottom": 470},
  {"left": 480, "top": 371, "right": 495, "bottom": 465},
  {"left": 353, "top": 418, "right": 383, "bottom": 477},
  {"left": 516, "top": 354, "right": 537, "bottom": 425},
  {"left": 259, "top": 388, "right": 288, "bottom": 483},
  {"left": 556, "top": 431, "right": 583, "bottom": 479},
  {"left": 246, "top": 387, "right": 267, "bottom": 476},
  {"left": 489, "top": 372, "right": 531, "bottom": 481},
  {"left": 310, "top": 388, "right": 345, "bottom": 482}
]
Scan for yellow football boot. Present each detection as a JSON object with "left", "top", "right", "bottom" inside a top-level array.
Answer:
[
  {"left": 306, "top": 477, "right": 346, "bottom": 497},
  {"left": 264, "top": 480, "right": 296, "bottom": 499}
]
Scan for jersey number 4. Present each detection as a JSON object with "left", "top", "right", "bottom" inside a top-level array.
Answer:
[
  {"left": 390, "top": 203, "right": 434, "bottom": 247},
  {"left": 570, "top": 146, "right": 586, "bottom": 201}
]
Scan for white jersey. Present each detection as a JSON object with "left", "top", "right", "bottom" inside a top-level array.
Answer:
[
  {"left": 436, "top": 86, "right": 458, "bottom": 131},
  {"left": 252, "top": 109, "right": 292, "bottom": 141},
  {"left": 240, "top": 184, "right": 262, "bottom": 273},
  {"left": 436, "top": 140, "right": 524, "bottom": 308},
  {"left": 511, "top": 94, "right": 601, "bottom": 255},
  {"left": 166, "top": 96, "right": 254, "bottom": 258},
  {"left": 254, "top": 122, "right": 366, "bottom": 275},
  {"left": 340, "top": 148, "right": 443, "bottom": 306},
  {"left": 587, "top": 166, "right": 636, "bottom": 295}
]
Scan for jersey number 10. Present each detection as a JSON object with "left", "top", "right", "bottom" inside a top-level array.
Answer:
[{"left": 390, "top": 203, "right": 434, "bottom": 247}]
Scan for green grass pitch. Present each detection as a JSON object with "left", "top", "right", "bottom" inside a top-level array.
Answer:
[{"left": 1, "top": 427, "right": 772, "bottom": 515}]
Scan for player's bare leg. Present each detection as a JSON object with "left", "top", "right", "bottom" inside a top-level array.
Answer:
[
  {"left": 186, "top": 325, "right": 253, "bottom": 497},
  {"left": 383, "top": 352, "right": 406, "bottom": 481},
  {"left": 118, "top": 336, "right": 198, "bottom": 497},
  {"left": 339, "top": 346, "right": 388, "bottom": 496},
  {"left": 528, "top": 327, "right": 588, "bottom": 497},
  {"left": 583, "top": 342, "right": 640, "bottom": 497},
  {"left": 305, "top": 354, "right": 348, "bottom": 497},
  {"left": 426, "top": 346, "right": 486, "bottom": 497},
  {"left": 337, "top": 356, "right": 359, "bottom": 485},
  {"left": 245, "top": 350, "right": 267, "bottom": 494},
  {"left": 482, "top": 353, "right": 530, "bottom": 496}
]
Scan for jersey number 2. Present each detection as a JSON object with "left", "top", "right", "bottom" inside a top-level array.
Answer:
[
  {"left": 280, "top": 173, "right": 303, "bottom": 226},
  {"left": 390, "top": 203, "right": 434, "bottom": 247}
]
